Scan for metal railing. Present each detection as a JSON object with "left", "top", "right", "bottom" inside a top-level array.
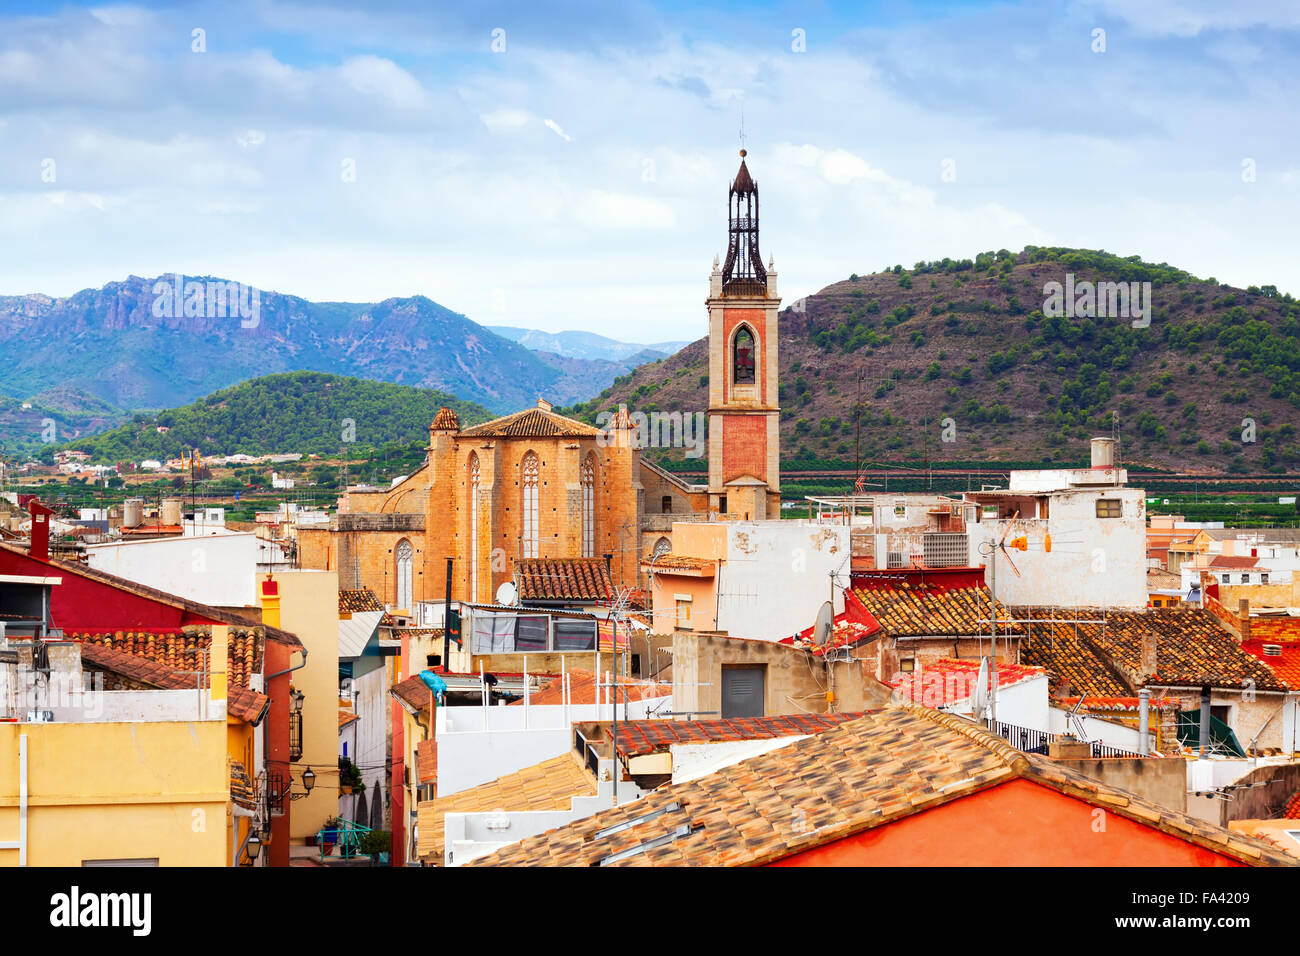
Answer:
[
  {"left": 993, "top": 720, "right": 1143, "bottom": 758},
  {"left": 317, "top": 817, "right": 372, "bottom": 862}
]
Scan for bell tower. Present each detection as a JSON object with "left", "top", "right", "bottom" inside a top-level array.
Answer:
[{"left": 707, "top": 150, "right": 781, "bottom": 520}]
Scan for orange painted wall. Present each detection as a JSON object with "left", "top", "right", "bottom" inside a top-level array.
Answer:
[{"left": 770, "top": 779, "right": 1244, "bottom": 867}]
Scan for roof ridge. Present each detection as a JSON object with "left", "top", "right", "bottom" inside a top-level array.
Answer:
[{"left": 900, "top": 703, "right": 1030, "bottom": 771}]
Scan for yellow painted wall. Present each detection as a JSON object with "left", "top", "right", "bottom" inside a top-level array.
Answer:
[
  {"left": 270, "top": 570, "right": 341, "bottom": 839},
  {"left": 0, "top": 721, "right": 228, "bottom": 867}
]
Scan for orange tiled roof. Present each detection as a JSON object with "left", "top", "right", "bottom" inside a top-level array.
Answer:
[
  {"left": 339, "top": 709, "right": 360, "bottom": 729},
  {"left": 230, "top": 759, "right": 256, "bottom": 811},
  {"left": 340, "top": 588, "right": 384, "bottom": 614},
  {"left": 227, "top": 685, "right": 270, "bottom": 724},
  {"left": 468, "top": 706, "right": 1297, "bottom": 868},
  {"left": 1242, "top": 639, "right": 1300, "bottom": 690},
  {"left": 66, "top": 626, "right": 265, "bottom": 690},
  {"left": 431, "top": 406, "right": 461, "bottom": 431},
  {"left": 587, "top": 714, "right": 865, "bottom": 757},
  {"left": 515, "top": 557, "right": 612, "bottom": 601},
  {"left": 510, "top": 669, "right": 671, "bottom": 707},
  {"left": 415, "top": 751, "right": 596, "bottom": 863},
  {"left": 392, "top": 674, "right": 439, "bottom": 713},
  {"left": 1209, "top": 556, "right": 1258, "bottom": 569},
  {"left": 640, "top": 555, "right": 716, "bottom": 575},
  {"left": 76, "top": 640, "right": 197, "bottom": 690},
  {"left": 1284, "top": 791, "right": 1300, "bottom": 819},
  {"left": 853, "top": 584, "right": 1022, "bottom": 638},
  {"left": 890, "top": 658, "right": 1046, "bottom": 707},
  {"left": 458, "top": 406, "right": 599, "bottom": 439},
  {"left": 1016, "top": 606, "right": 1286, "bottom": 694},
  {"left": 416, "top": 739, "right": 437, "bottom": 786}
]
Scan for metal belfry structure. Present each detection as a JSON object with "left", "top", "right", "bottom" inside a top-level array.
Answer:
[{"left": 721, "top": 150, "right": 767, "bottom": 297}]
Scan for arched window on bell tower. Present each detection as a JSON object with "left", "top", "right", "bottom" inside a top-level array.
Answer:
[
  {"left": 469, "top": 453, "right": 480, "bottom": 602},
  {"left": 733, "top": 326, "right": 756, "bottom": 386},
  {"left": 580, "top": 453, "right": 596, "bottom": 558},
  {"left": 395, "top": 539, "right": 413, "bottom": 611},
  {"left": 521, "top": 451, "right": 539, "bottom": 559}
]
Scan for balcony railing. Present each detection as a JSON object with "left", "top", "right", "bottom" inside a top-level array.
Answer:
[
  {"left": 993, "top": 719, "right": 1143, "bottom": 758},
  {"left": 289, "top": 712, "right": 303, "bottom": 761}
]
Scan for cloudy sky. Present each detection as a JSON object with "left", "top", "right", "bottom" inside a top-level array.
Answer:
[{"left": 2, "top": 0, "right": 1298, "bottom": 341}]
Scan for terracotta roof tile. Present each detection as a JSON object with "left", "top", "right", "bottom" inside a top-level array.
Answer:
[
  {"left": 587, "top": 714, "right": 865, "bottom": 757},
  {"left": 339, "top": 588, "right": 384, "bottom": 614},
  {"left": 66, "top": 626, "right": 265, "bottom": 690},
  {"left": 853, "top": 585, "right": 1022, "bottom": 638},
  {"left": 1242, "top": 639, "right": 1300, "bottom": 691},
  {"left": 228, "top": 685, "right": 269, "bottom": 724},
  {"left": 458, "top": 406, "right": 599, "bottom": 439},
  {"left": 392, "top": 674, "right": 439, "bottom": 713},
  {"left": 338, "top": 709, "right": 360, "bottom": 729},
  {"left": 1016, "top": 606, "right": 1285, "bottom": 694},
  {"left": 1209, "top": 556, "right": 1259, "bottom": 569},
  {"left": 514, "top": 557, "right": 612, "bottom": 602},
  {"left": 468, "top": 706, "right": 1297, "bottom": 868},
  {"left": 416, "top": 751, "right": 596, "bottom": 863},
  {"left": 889, "top": 658, "right": 1046, "bottom": 707},
  {"left": 230, "top": 759, "right": 256, "bottom": 811},
  {"left": 76, "top": 640, "right": 196, "bottom": 690},
  {"left": 416, "top": 739, "right": 437, "bottom": 786},
  {"left": 431, "top": 406, "right": 461, "bottom": 431}
]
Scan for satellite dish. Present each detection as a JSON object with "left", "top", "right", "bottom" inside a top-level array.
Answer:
[
  {"left": 812, "top": 601, "right": 834, "bottom": 647},
  {"left": 495, "top": 582, "right": 518, "bottom": 607},
  {"left": 971, "top": 658, "right": 990, "bottom": 715}
]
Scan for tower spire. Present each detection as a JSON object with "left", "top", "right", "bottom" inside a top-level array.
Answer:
[{"left": 721, "top": 150, "right": 766, "bottom": 296}]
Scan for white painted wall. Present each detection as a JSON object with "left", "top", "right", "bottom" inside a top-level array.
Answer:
[
  {"left": 967, "top": 488, "right": 1147, "bottom": 608},
  {"left": 670, "top": 737, "right": 807, "bottom": 782},
  {"left": 84, "top": 533, "right": 259, "bottom": 607},
  {"left": 434, "top": 696, "right": 671, "bottom": 797},
  {"left": 716, "top": 521, "right": 849, "bottom": 642}
]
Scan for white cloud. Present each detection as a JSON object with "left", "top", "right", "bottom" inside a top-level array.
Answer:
[
  {"left": 573, "top": 191, "right": 675, "bottom": 230},
  {"left": 544, "top": 118, "right": 571, "bottom": 141},
  {"left": 480, "top": 108, "right": 532, "bottom": 131}
]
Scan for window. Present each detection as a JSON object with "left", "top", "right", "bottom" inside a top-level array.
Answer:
[
  {"left": 676, "top": 598, "right": 692, "bottom": 630},
  {"left": 719, "top": 496, "right": 728, "bottom": 514},
  {"left": 581, "top": 454, "right": 595, "bottom": 558},
  {"left": 733, "top": 326, "right": 756, "bottom": 385},
  {"left": 1095, "top": 499, "right": 1122, "bottom": 518},
  {"left": 469, "top": 454, "right": 480, "bottom": 602},
  {"left": 1262, "top": 573, "right": 1269, "bottom": 584},
  {"left": 661, "top": 495, "right": 673, "bottom": 514},
  {"left": 395, "top": 539, "right": 413, "bottom": 610},
  {"left": 522, "top": 452, "right": 539, "bottom": 559},
  {"left": 894, "top": 501, "right": 907, "bottom": 518},
  {"left": 1241, "top": 574, "right": 1250, "bottom": 584},
  {"left": 899, "top": 659, "right": 915, "bottom": 672},
  {"left": 1221, "top": 574, "right": 1230, "bottom": 584}
]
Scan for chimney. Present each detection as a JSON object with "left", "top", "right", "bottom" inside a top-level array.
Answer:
[
  {"left": 1198, "top": 685, "right": 1212, "bottom": 760},
  {"left": 1238, "top": 598, "right": 1250, "bottom": 641},
  {"left": 28, "top": 499, "right": 53, "bottom": 562},
  {"left": 1048, "top": 734, "right": 1093, "bottom": 760},
  {"left": 1140, "top": 631, "right": 1158, "bottom": 681}
]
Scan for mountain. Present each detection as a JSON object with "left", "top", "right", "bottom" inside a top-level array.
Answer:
[
  {"left": 0, "top": 276, "right": 647, "bottom": 416},
  {"left": 0, "top": 387, "right": 128, "bottom": 459},
  {"left": 60, "top": 371, "right": 491, "bottom": 461},
  {"left": 487, "top": 326, "right": 689, "bottom": 363},
  {"left": 562, "top": 247, "right": 1300, "bottom": 473}
]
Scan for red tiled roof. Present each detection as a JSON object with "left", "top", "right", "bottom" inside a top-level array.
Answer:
[
  {"left": 853, "top": 584, "right": 1023, "bottom": 638},
  {"left": 227, "top": 686, "right": 269, "bottom": 724},
  {"left": 514, "top": 557, "right": 612, "bottom": 602},
  {"left": 1284, "top": 791, "right": 1300, "bottom": 820},
  {"left": 431, "top": 407, "right": 460, "bottom": 431},
  {"left": 590, "top": 714, "right": 865, "bottom": 757},
  {"left": 415, "top": 739, "right": 437, "bottom": 785},
  {"left": 469, "top": 706, "right": 1297, "bottom": 867},
  {"left": 1209, "top": 556, "right": 1258, "bottom": 569},
  {"left": 458, "top": 406, "right": 599, "bottom": 438},
  {"left": 1017, "top": 606, "right": 1286, "bottom": 694},
  {"left": 340, "top": 588, "right": 384, "bottom": 614},
  {"left": 640, "top": 556, "right": 717, "bottom": 575},
  {"left": 66, "top": 626, "right": 265, "bottom": 689},
  {"left": 512, "top": 669, "right": 670, "bottom": 707},
  {"left": 338, "top": 709, "right": 360, "bottom": 729},
  {"left": 1242, "top": 639, "right": 1300, "bottom": 690},
  {"left": 392, "top": 674, "right": 439, "bottom": 713},
  {"left": 77, "top": 641, "right": 196, "bottom": 690},
  {"left": 889, "top": 658, "right": 1045, "bottom": 707}
]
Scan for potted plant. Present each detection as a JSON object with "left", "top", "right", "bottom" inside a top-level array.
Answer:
[
  {"left": 338, "top": 758, "right": 365, "bottom": 796},
  {"left": 359, "top": 829, "right": 391, "bottom": 866},
  {"left": 321, "top": 816, "right": 341, "bottom": 855}
]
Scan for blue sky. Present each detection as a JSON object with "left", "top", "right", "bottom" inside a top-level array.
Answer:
[{"left": 2, "top": 0, "right": 1298, "bottom": 341}]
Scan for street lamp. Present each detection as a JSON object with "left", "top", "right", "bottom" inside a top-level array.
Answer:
[
  {"left": 245, "top": 833, "right": 262, "bottom": 863},
  {"left": 302, "top": 767, "right": 316, "bottom": 794},
  {"left": 291, "top": 688, "right": 305, "bottom": 713}
]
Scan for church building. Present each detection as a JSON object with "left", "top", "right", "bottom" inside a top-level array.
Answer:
[{"left": 297, "top": 151, "right": 782, "bottom": 611}]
